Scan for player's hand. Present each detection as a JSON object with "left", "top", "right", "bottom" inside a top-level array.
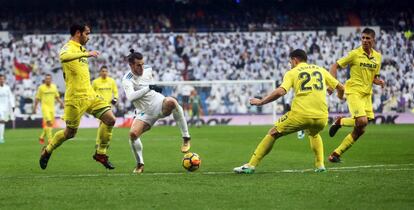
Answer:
[
  {"left": 378, "top": 79, "right": 385, "bottom": 88},
  {"left": 88, "top": 50, "right": 100, "bottom": 58},
  {"left": 149, "top": 85, "right": 163, "bottom": 93},
  {"left": 327, "top": 87, "right": 334, "bottom": 95},
  {"left": 32, "top": 109, "right": 36, "bottom": 114},
  {"left": 249, "top": 98, "right": 263, "bottom": 106},
  {"left": 60, "top": 103, "right": 64, "bottom": 109},
  {"left": 111, "top": 98, "right": 118, "bottom": 105}
]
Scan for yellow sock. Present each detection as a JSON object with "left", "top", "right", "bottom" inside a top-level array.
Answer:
[
  {"left": 45, "top": 126, "right": 53, "bottom": 143},
  {"left": 340, "top": 118, "right": 355, "bottom": 127},
  {"left": 309, "top": 134, "right": 324, "bottom": 169},
  {"left": 95, "top": 122, "right": 102, "bottom": 148},
  {"left": 46, "top": 130, "right": 66, "bottom": 153},
  {"left": 248, "top": 135, "right": 276, "bottom": 167},
  {"left": 39, "top": 129, "right": 45, "bottom": 139},
  {"left": 96, "top": 123, "right": 113, "bottom": 155},
  {"left": 334, "top": 134, "right": 355, "bottom": 156}
]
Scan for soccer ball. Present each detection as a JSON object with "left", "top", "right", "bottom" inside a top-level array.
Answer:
[{"left": 182, "top": 152, "right": 201, "bottom": 172}]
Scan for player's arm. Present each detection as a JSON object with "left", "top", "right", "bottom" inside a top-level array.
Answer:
[
  {"left": 325, "top": 71, "right": 345, "bottom": 100},
  {"left": 56, "top": 96, "right": 64, "bottom": 108},
  {"left": 8, "top": 87, "right": 15, "bottom": 120},
  {"left": 373, "top": 75, "right": 385, "bottom": 88},
  {"left": 122, "top": 79, "right": 151, "bottom": 101},
  {"left": 60, "top": 49, "right": 100, "bottom": 62},
  {"left": 33, "top": 98, "right": 39, "bottom": 114},
  {"left": 250, "top": 87, "right": 287, "bottom": 106},
  {"left": 111, "top": 79, "right": 119, "bottom": 105},
  {"left": 372, "top": 57, "right": 384, "bottom": 88},
  {"left": 251, "top": 71, "right": 292, "bottom": 106}
]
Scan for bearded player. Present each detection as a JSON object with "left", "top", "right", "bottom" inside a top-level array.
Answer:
[
  {"left": 39, "top": 23, "right": 116, "bottom": 170},
  {"left": 122, "top": 49, "right": 191, "bottom": 173}
]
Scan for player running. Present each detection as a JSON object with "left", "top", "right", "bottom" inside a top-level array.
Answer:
[
  {"left": 33, "top": 74, "right": 64, "bottom": 144},
  {"left": 328, "top": 28, "right": 385, "bottom": 163},
  {"left": 122, "top": 49, "right": 191, "bottom": 174},
  {"left": 39, "top": 23, "right": 117, "bottom": 170},
  {"left": 0, "top": 74, "right": 15, "bottom": 144},
  {"left": 234, "top": 49, "right": 344, "bottom": 174},
  {"left": 92, "top": 65, "right": 119, "bottom": 148}
]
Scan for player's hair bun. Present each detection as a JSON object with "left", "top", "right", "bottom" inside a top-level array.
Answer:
[{"left": 130, "top": 49, "right": 135, "bottom": 54}]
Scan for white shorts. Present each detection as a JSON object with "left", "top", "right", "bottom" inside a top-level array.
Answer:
[
  {"left": 134, "top": 94, "right": 165, "bottom": 126},
  {"left": 0, "top": 110, "right": 10, "bottom": 121}
]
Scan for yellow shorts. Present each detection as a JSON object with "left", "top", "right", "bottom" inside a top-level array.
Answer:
[
  {"left": 274, "top": 112, "right": 327, "bottom": 137},
  {"left": 346, "top": 93, "right": 374, "bottom": 119},
  {"left": 42, "top": 108, "right": 55, "bottom": 122},
  {"left": 64, "top": 95, "right": 111, "bottom": 128}
]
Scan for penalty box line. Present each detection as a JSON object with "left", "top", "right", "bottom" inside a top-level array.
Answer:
[{"left": 2, "top": 163, "right": 414, "bottom": 179}]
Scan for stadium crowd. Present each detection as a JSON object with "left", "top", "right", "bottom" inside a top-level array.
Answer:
[
  {"left": 0, "top": 29, "right": 413, "bottom": 116},
  {"left": 0, "top": 0, "right": 412, "bottom": 33}
]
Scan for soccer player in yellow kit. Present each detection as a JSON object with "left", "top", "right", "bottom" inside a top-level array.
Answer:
[
  {"left": 33, "top": 74, "right": 64, "bottom": 144},
  {"left": 328, "top": 28, "right": 385, "bottom": 163},
  {"left": 39, "top": 23, "right": 117, "bottom": 170},
  {"left": 234, "top": 49, "right": 344, "bottom": 174},
  {"left": 92, "top": 65, "right": 118, "bottom": 148}
]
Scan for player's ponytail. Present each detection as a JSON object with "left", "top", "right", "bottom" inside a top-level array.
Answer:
[{"left": 127, "top": 49, "right": 143, "bottom": 63}]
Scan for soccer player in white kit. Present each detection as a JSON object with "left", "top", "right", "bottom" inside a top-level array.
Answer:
[
  {"left": 122, "top": 50, "right": 191, "bottom": 173},
  {"left": 0, "top": 74, "right": 15, "bottom": 143}
]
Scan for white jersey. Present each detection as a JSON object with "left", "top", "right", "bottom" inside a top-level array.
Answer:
[
  {"left": 122, "top": 65, "right": 164, "bottom": 112},
  {"left": 0, "top": 84, "right": 15, "bottom": 112}
]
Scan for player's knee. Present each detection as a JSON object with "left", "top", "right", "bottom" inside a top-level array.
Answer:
[
  {"left": 104, "top": 117, "right": 116, "bottom": 126},
  {"left": 65, "top": 129, "right": 77, "bottom": 139},
  {"left": 129, "top": 131, "right": 139, "bottom": 140},
  {"left": 163, "top": 97, "right": 175, "bottom": 107},
  {"left": 355, "top": 118, "right": 368, "bottom": 128}
]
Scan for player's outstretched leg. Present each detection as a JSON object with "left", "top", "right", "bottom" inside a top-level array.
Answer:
[
  {"left": 39, "top": 129, "right": 70, "bottom": 169},
  {"left": 94, "top": 110, "right": 116, "bottom": 170},
  {"left": 329, "top": 116, "right": 355, "bottom": 137},
  {"left": 39, "top": 146, "right": 51, "bottom": 169},
  {"left": 163, "top": 97, "right": 191, "bottom": 153},
  {"left": 234, "top": 128, "right": 279, "bottom": 174},
  {"left": 329, "top": 116, "right": 367, "bottom": 163}
]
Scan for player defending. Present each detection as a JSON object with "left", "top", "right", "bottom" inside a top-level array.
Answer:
[
  {"left": 234, "top": 49, "right": 344, "bottom": 174},
  {"left": 33, "top": 74, "right": 64, "bottom": 144},
  {"left": 122, "top": 49, "right": 191, "bottom": 173},
  {"left": 92, "top": 65, "right": 119, "bottom": 148},
  {"left": 328, "top": 28, "right": 385, "bottom": 163},
  {"left": 39, "top": 23, "right": 117, "bottom": 170},
  {"left": 0, "top": 74, "right": 15, "bottom": 143}
]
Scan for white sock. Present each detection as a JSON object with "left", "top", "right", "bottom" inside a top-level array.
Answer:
[
  {"left": 172, "top": 104, "right": 190, "bottom": 138},
  {"left": 0, "top": 123, "right": 4, "bottom": 140},
  {"left": 129, "top": 138, "right": 144, "bottom": 165}
]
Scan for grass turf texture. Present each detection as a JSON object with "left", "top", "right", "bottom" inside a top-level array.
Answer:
[{"left": 0, "top": 125, "right": 413, "bottom": 210}]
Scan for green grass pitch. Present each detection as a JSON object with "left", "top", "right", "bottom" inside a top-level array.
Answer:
[{"left": 0, "top": 125, "right": 413, "bottom": 209}]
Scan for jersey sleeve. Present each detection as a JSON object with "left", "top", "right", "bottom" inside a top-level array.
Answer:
[
  {"left": 122, "top": 77, "right": 150, "bottom": 101},
  {"left": 35, "top": 87, "right": 42, "bottom": 100},
  {"left": 375, "top": 55, "right": 382, "bottom": 76},
  {"left": 54, "top": 86, "right": 60, "bottom": 98},
  {"left": 280, "top": 71, "right": 293, "bottom": 92},
  {"left": 337, "top": 50, "right": 355, "bottom": 68},
  {"left": 92, "top": 79, "right": 98, "bottom": 91},
  {"left": 112, "top": 79, "right": 119, "bottom": 99},
  {"left": 324, "top": 70, "right": 339, "bottom": 89},
  {"left": 8, "top": 86, "right": 15, "bottom": 108},
  {"left": 59, "top": 44, "right": 89, "bottom": 62}
]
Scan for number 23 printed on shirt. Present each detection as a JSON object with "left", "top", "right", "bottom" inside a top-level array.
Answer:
[{"left": 299, "top": 71, "right": 324, "bottom": 91}]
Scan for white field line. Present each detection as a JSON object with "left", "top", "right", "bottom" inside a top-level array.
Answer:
[{"left": 1, "top": 163, "right": 413, "bottom": 179}]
